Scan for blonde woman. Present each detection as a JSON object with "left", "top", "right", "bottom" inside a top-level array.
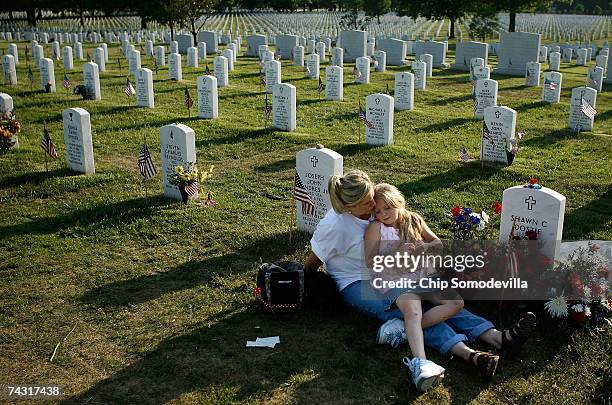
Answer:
[{"left": 304, "top": 171, "right": 536, "bottom": 391}]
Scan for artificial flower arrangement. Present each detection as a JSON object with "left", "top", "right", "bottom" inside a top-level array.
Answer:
[
  {"left": 0, "top": 110, "right": 22, "bottom": 155},
  {"left": 506, "top": 131, "right": 523, "bottom": 165},
  {"left": 449, "top": 201, "right": 502, "bottom": 240},
  {"left": 168, "top": 162, "right": 214, "bottom": 204},
  {"left": 544, "top": 242, "right": 611, "bottom": 329}
]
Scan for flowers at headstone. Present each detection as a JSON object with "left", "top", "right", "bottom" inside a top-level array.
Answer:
[
  {"left": 0, "top": 110, "right": 21, "bottom": 155},
  {"left": 73, "top": 84, "right": 93, "bottom": 100},
  {"left": 449, "top": 205, "right": 497, "bottom": 240},
  {"left": 523, "top": 177, "right": 542, "bottom": 189},
  {"left": 169, "top": 162, "right": 214, "bottom": 204},
  {"left": 543, "top": 242, "right": 611, "bottom": 328}
]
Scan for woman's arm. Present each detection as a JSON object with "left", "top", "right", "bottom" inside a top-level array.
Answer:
[{"left": 304, "top": 251, "right": 323, "bottom": 273}]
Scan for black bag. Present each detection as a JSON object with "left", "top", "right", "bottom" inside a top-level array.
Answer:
[{"left": 256, "top": 261, "right": 304, "bottom": 314}]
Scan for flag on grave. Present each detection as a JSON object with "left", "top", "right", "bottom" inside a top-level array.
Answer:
[
  {"left": 27, "top": 65, "right": 35, "bottom": 86},
  {"left": 184, "top": 181, "right": 199, "bottom": 197},
  {"left": 184, "top": 88, "right": 194, "bottom": 109},
  {"left": 317, "top": 76, "right": 323, "bottom": 94},
  {"left": 580, "top": 97, "right": 596, "bottom": 119},
  {"left": 40, "top": 124, "right": 58, "bottom": 159},
  {"left": 544, "top": 78, "right": 557, "bottom": 90},
  {"left": 587, "top": 75, "right": 598, "bottom": 88},
  {"left": 124, "top": 77, "right": 135, "bottom": 97},
  {"left": 482, "top": 121, "right": 494, "bottom": 145},
  {"left": 358, "top": 101, "right": 374, "bottom": 129},
  {"left": 63, "top": 74, "right": 71, "bottom": 89},
  {"left": 204, "top": 64, "right": 211, "bottom": 76},
  {"left": 263, "top": 94, "right": 272, "bottom": 120},
  {"left": 459, "top": 146, "right": 469, "bottom": 162},
  {"left": 294, "top": 172, "right": 316, "bottom": 215},
  {"left": 138, "top": 143, "right": 157, "bottom": 180},
  {"left": 352, "top": 66, "right": 361, "bottom": 80}
]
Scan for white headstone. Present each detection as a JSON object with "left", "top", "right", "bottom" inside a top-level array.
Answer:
[
  {"left": 136, "top": 67, "right": 154, "bottom": 108},
  {"left": 473, "top": 65, "right": 490, "bottom": 81},
  {"left": 101, "top": 43, "right": 108, "bottom": 63},
  {"left": 160, "top": 123, "right": 197, "bottom": 201},
  {"left": 197, "top": 42, "right": 207, "bottom": 61},
  {"left": 473, "top": 79, "right": 498, "bottom": 120},
  {"left": 197, "top": 75, "right": 218, "bottom": 119},
  {"left": 129, "top": 49, "right": 141, "bottom": 76},
  {"left": 595, "top": 54, "right": 607, "bottom": 72},
  {"left": 63, "top": 107, "right": 95, "bottom": 174},
  {"left": 61, "top": 46, "right": 73, "bottom": 70},
  {"left": 306, "top": 53, "right": 320, "bottom": 79},
  {"left": 52, "top": 41, "right": 60, "bottom": 60},
  {"left": 569, "top": 86, "right": 597, "bottom": 132},
  {"left": 562, "top": 47, "right": 573, "bottom": 63},
  {"left": 258, "top": 44, "right": 270, "bottom": 61},
  {"left": 295, "top": 145, "right": 343, "bottom": 233},
  {"left": 377, "top": 38, "right": 407, "bottom": 66},
  {"left": 542, "top": 71, "right": 562, "bottom": 104},
  {"left": 480, "top": 106, "right": 516, "bottom": 165},
  {"left": 339, "top": 30, "right": 367, "bottom": 62},
  {"left": 228, "top": 43, "right": 238, "bottom": 61},
  {"left": 549, "top": 52, "right": 561, "bottom": 71},
  {"left": 372, "top": 50, "right": 386, "bottom": 72},
  {"left": 33, "top": 44, "right": 44, "bottom": 65},
  {"left": 495, "top": 32, "right": 541, "bottom": 76},
  {"left": 272, "top": 83, "right": 296, "bottom": 132},
  {"left": 265, "top": 60, "right": 281, "bottom": 94},
  {"left": 93, "top": 47, "right": 105, "bottom": 72},
  {"left": 325, "top": 65, "right": 343, "bottom": 101},
  {"left": 275, "top": 34, "right": 298, "bottom": 59},
  {"left": 394, "top": 72, "right": 414, "bottom": 111},
  {"left": 499, "top": 185, "right": 565, "bottom": 260},
  {"left": 316, "top": 42, "right": 326, "bottom": 61},
  {"left": 168, "top": 53, "right": 182, "bottom": 81},
  {"left": 414, "top": 41, "right": 447, "bottom": 68},
  {"left": 586, "top": 66, "right": 603, "bottom": 92},
  {"left": 576, "top": 48, "right": 587, "bottom": 65},
  {"left": 365, "top": 94, "right": 394, "bottom": 146},
  {"left": 412, "top": 60, "right": 426, "bottom": 90},
  {"left": 146, "top": 40, "right": 153, "bottom": 57},
  {"left": 176, "top": 34, "right": 194, "bottom": 54},
  {"left": 8, "top": 43, "right": 18, "bottom": 65},
  {"left": 170, "top": 41, "right": 179, "bottom": 54},
  {"left": 222, "top": 49, "right": 234, "bottom": 70},
  {"left": 74, "top": 42, "right": 83, "bottom": 60},
  {"left": 538, "top": 46, "right": 548, "bottom": 63},
  {"left": 307, "top": 40, "right": 316, "bottom": 54},
  {"left": 197, "top": 31, "right": 218, "bottom": 54},
  {"left": 39, "top": 58, "right": 56, "bottom": 92},
  {"left": 0, "top": 93, "right": 13, "bottom": 115},
  {"left": 331, "top": 47, "right": 343, "bottom": 67},
  {"left": 214, "top": 55, "right": 229, "bottom": 87},
  {"left": 187, "top": 47, "right": 198, "bottom": 68},
  {"left": 83, "top": 62, "right": 101, "bottom": 100},
  {"left": 293, "top": 45, "right": 305, "bottom": 67},
  {"left": 419, "top": 53, "right": 433, "bottom": 77},
  {"left": 2, "top": 55, "right": 17, "bottom": 85},
  {"left": 355, "top": 56, "right": 370, "bottom": 84},
  {"left": 247, "top": 34, "right": 268, "bottom": 56},
  {"left": 155, "top": 46, "right": 165, "bottom": 66},
  {"left": 453, "top": 41, "right": 488, "bottom": 71},
  {"left": 525, "top": 61, "right": 541, "bottom": 87}
]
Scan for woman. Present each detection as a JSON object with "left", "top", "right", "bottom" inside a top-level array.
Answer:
[{"left": 304, "top": 170, "right": 536, "bottom": 391}]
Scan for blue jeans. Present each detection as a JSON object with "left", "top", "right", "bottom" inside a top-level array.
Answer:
[{"left": 341, "top": 280, "right": 495, "bottom": 356}]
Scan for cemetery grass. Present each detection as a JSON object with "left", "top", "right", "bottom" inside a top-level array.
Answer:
[{"left": 1, "top": 40, "right": 611, "bottom": 404}]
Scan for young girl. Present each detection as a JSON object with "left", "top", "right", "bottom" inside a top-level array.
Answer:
[{"left": 364, "top": 183, "right": 465, "bottom": 388}]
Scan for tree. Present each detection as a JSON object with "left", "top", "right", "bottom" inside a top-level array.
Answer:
[
  {"left": 363, "top": 0, "right": 391, "bottom": 24},
  {"left": 468, "top": 12, "right": 501, "bottom": 42},
  {"left": 397, "top": 0, "right": 476, "bottom": 39},
  {"left": 339, "top": 0, "right": 371, "bottom": 30}
]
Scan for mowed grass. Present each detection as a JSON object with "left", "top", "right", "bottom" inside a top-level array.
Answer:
[{"left": 0, "top": 37, "right": 611, "bottom": 404}]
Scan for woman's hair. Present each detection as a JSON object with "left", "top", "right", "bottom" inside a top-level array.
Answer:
[
  {"left": 374, "top": 183, "right": 425, "bottom": 241},
  {"left": 328, "top": 170, "right": 374, "bottom": 213}
]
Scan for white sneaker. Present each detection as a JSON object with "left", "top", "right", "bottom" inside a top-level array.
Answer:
[
  {"left": 403, "top": 357, "right": 445, "bottom": 392},
  {"left": 376, "top": 318, "right": 407, "bottom": 348}
]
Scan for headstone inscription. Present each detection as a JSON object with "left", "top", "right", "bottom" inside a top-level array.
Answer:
[
  {"left": 542, "top": 71, "right": 562, "bottom": 104},
  {"left": 568, "top": 86, "right": 597, "bottom": 132},
  {"left": 412, "top": 60, "right": 426, "bottom": 90},
  {"left": 525, "top": 61, "right": 541, "bottom": 87},
  {"left": 214, "top": 55, "right": 229, "bottom": 87},
  {"left": 83, "top": 62, "right": 101, "bottom": 100},
  {"left": 394, "top": 72, "right": 414, "bottom": 111},
  {"left": 272, "top": 83, "right": 297, "bottom": 132},
  {"left": 168, "top": 53, "right": 182, "bottom": 81},
  {"left": 197, "top": 74, "right": 218, "bottom": 119},
  {"left": 365, "top": 94, "right": 394, "bottom": 146},
  {"left": 160, "top": 123, "right": 197, "bottom": 201},
  {"left": 325, "top": 65, "right": 343, "bottom": 101},
  {"left": 480, "top": 106, "right": 516, "bottom": 165},
  {"left": 474, "top": 79, "right": 498, "bottom": 120},
  {"left": 62, "top": 107, "right": 95, "bottom": 174},
  {"left": 136, "top": 67, "right": 154, "bottom": 108}
]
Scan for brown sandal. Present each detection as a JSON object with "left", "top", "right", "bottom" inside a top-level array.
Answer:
[
  {"left": 468, "top": 351, "right": 499, "bottom": 379},
  {"left": 501, "top": 312, "right": 537, "bottom": 356}
]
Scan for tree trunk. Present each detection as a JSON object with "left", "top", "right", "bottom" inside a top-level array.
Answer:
[
  {"left": 509, "top": 12, "right": 516, "bottom": 32},
  {"left": 79, "top": 4, "right": 85, "bottom": 28},
  {"left": 449, "top": 18, "right": 455, "bottom": 39},
  {"left": 170, "top": 22, "right": 175, "bottom": 41},
  {"left": 141, "top": 17, "right": 147, "bottom": 30},
  {"left": 191, "top": 18, "right": 197, "bottom": 43},
  {"left": 377, "top": 15, "right": 381, "bottom": 24},
  {"left": 27, "top": 8, "right": 37, "bottom": 27}
]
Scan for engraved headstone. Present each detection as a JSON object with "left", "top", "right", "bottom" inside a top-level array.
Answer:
[
  {"left": 160, "top": 123, "right": 197, "bottom": 200},
  {"left": 394, "top": 71, "right": 414, "bottom": 111},
  {"left": 197, "top": 31, "right": 218, "bottom": 54},
  {"left": 214, "top": 55, "right": 229, "bottom": 87},
  {"left": 576, "top": 48, "right": 587, "bottom": 65},
  {"left": 136, "top": 67, "right": 154, "bottom": 108},
  {"left": 272, "top": 83, "right": 296, "bottom": 132},
  {"left": 62, "top": 46, "right": 73, "bottom": 70},
  {"left": 276, "top": 34, "right": 298, "bottom": 59},
  {"left": 419, "top": 53, "right": 433, "bottom": 77},
  {"left": 197, "top": 42, "right": 207, "bottom": 61},
  {"left": 355, "top": 56, "right": 370, "bottom": 84},
  {"left": 495, "top": 32, "right": 541, "bottom": 76},
  {"left": 538, "top": 46, "right": 548, "bottom": 63},
  {"left": 586, "top": 66, "right": 603, "bottom": 92},
  {"left": 474, "top": 79, "right": 498, "bottom": 120},
  {"left": 316, "top": 41, "right": 327, "bottom": 61},
  {"left": 306, "top": 53, "right": 320, "bottom": 79},
  {"left": 83, "top": 62, "right": 101, "bottom": 100},
  {"left": 176, "top": 34, "right": 194, "bottom": 54},
  {"left": 247, "top": 34, "right": 268, "bottom": 56},
  {"left": 222, "top": 49, "right": 234, "bottom": 70},
  {"left": 339, "top": 30, "right": 367, "bottom": 62},
  {"left": 293, "top": 45, "right": 305, "bottom": 67},
  {"left": 325, "top": 65, "right": 343, "bottom": 101},
  {"left": 376, "top": 38, "right": 406, "bottom": 66},
  {"left": 170, "top": 41, "right": 179, "bottom": 54},
  {"left": 412, "top": 60, "right": 426, "bottom": 90},
  {"left": 265, "top": 60, "right": 281, "bottom": 93},
  {"left": 295, "top": 145, "right": 343, "bottom": 233},
  {"left": 93, "top": 47, "right": 105, "bottom": 72},
  {"left": 414, "top": 41, "right": 447, "bottom": 68},
  {"left": 549, "top": 52, "right": 561, "bottom": 71},
  {"left": 8, "top": 44, "right": 18, "bottom": 65},
  {"left": 525, "top": 61, "right": 541, "bottom": 87},
  {"left": 372, "top": 50, "right": 386, "bottom": 72},
  {"left": 562, "top": 47, "right": 573, "bottom": 63},
  {"left": 331, "top": 47, "right": 343, "bottom": 67},
  {"left": 155, "top": 46, "right": 165, "bottom": 66},
  {"left": 480, "top": 106, "right": 516, "bottom": 165},
  {"left": 542, "top": 71, "right": 562, "bottom": 104},
  {"left": 39, "top": 58, "right": 56, "bottom": 92},
  {"left": 2, "top": 55, "right": 17, "bottom": 85},
  {"left": 129, "top": 49, "right": 141, "bottom": 76},
  {"left": 453, "top": 41, "right": 488, "bottom": 71},
  {"left": 568, "top": 86, "right": 597, "bottom": 132},
  {"left": 168, "top": 53, "right": 182, "bottom": 81},
  {"left": 365, "top": 94, "right": 394, "bottom": 146},
  {"left": 197, "top": 75, "right": 218, "bottom": 119},
  {"left": 63, "top": 107, "right": 95, "bottom": 174},
  {"left": 187, "top": 47, "right": 198, "bottom": 68}
]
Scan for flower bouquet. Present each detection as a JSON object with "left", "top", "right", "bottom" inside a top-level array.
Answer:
[
  {"left": 544, "top": 242, "right": 611, "bottom": 330},
  {"left": 0, "top": 111, "right": 22, "bottom": 155},
  {"left": 450, "top": 204, "right": 497, "bottom": 240},
  {"left": 168, "top": 162, "right": 214, "bottom": 204}
]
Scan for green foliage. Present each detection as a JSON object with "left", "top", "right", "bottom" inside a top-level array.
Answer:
[
  {"left": 468, "top": 12, "right": 502, "bottom": 42},
  {"left": 362, "top": 0, "right": 391, "bottom": 23}
]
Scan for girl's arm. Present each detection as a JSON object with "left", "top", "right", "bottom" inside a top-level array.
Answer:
[
  {"left": 420, "top": 222, "right": 443, "bottom": 253},
  {"left": 363, "top": 221, "right": 382, "bottom": 269},
  {"left": 304, "top": 251, "right": 323, "bottom": 273}
]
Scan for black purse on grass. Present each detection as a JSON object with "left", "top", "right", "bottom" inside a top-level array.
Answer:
[{"left": 255, "top": 261, "right": 304, "bottom": 314}]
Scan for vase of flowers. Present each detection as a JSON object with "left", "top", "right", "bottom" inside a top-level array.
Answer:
[
  {"left": 0, "top": 111, "right": 22, "bottom": 155},
  {"left": 168, "top": 162, "right": 214, "bottom": 204}
]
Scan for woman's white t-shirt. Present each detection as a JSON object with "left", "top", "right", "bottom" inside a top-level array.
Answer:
[{"left": 310, "top": 209, "right": 372, "bottom": 291}]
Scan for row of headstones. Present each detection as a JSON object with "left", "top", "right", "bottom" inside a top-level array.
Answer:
[{"left": 294, "top": 144, "right": 566, "bottom": 263}]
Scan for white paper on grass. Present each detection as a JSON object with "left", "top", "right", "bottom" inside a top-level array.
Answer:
[{"left": 246, "top": 336, "right": 280, "bottom": 348}]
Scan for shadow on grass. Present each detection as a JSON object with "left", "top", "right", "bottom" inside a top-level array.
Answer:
[
  {"left": 0, "top": 195, "right": 170, "bottom": 240},
  {"left": 80, "top": 230, "right": 310, "bottom": 309},
  {"left": 254, "top": 157, "right": 295, "bottom": 173},
  {"left": 0, "top": 167, "right": 76, "bottom": 188},
  {"left": 417, "top": 116, "right": 475, "bottom": 132},
  {"left": 520, "top": 127, "right": 576, "bottom": 148},
  {"left": 195, "top": 127, "right": 275, "bottom": 148},
  {"left": 397, "top": 161, "right": 499, "bottom": 198},
  {"left": 430, "top": 93, "right": 472, "bottom": 105},
  {"left": 564, "top": 189, "right": 612, "bottom": 239},
  {"left": 514, "top": 100, "right": 548, "bottom": 113}
]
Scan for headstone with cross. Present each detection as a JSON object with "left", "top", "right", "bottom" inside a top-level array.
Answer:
[
  {"left": 499, "top": 184, "right": 566, "bottom": 261},
  {"left": 63, "top": 107, "right": 95, "bottom": 174},
  {"left": 160, "top": 123, "right": 197, "bottom": 201},
  {"left": 272, "top": 83, "right": 296, "bottom": 132},
  {"left": 365, "top": 93, "right": 394, "bottom": 146},
  {"left": 394, "top": 71, "right": 414, "bottom": 111},
  {"left": 480, "top": 106, "right": 516, "bottom": 165},
  {"left": 295, "top": 144, "right": 343, "bottom": 233},
  {"left": 474, "top": 79, "right": 498, "bottom": 120},
  {"left": 136, "top": 67, "right": 154, "bottom": 108},
  {"left": 325, "top": 65, "right": 343, "bottom": 101},
  {"left": 568, "top": 86, "right": 597, "bottom": 132}
]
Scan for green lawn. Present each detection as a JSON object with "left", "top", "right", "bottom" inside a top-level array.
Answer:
[{"left": 1, "top": 37, "right": 611, "bottom": 404}]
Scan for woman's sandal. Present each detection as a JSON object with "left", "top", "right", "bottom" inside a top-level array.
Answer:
[
  {"left": 500, "top": 312, "right": 537, "bottom": 356},
  {"left": 468, "top": 351, "right": 500, "bottom": 379}
]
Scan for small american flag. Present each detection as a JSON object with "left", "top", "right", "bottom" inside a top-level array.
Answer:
[
  {"left": 482, "top": 121, "right": 495, "bottom": 145},
  {"left": 263, "top": 94, "right": 272, "bottom": 120},
  {"left": 40, "top": 123, "right": 58, "bottom": 159},
  {"left": 124, "top": 78, "right": 135, "bottom": 97},
  {"left": 459, "top": 146, "right": 469, "bottom": 162},
  {"left": 358, "top": 101, "right": 374, "bottom": 129},
  {"left": 153, "top": 59, "right": 159, "bottom": 76},
  {"left": 294, "top": 172, "right": 316, "bottom": 215},
  {"left": 587, "top": 75, "right": 598, "bottom": 88},
  {"left": 317, "top": 76, "right": 324, "bottom": 94},
  {"left": 138, "top": 143, "right": 157, "bottom": 180},
  {"left": 184, "top": 182, "right": 199, "bottom": 197},
  {"left": 63, "top": 74, "right": 71, "bottom": 89},
  {"left": 184, "top": 88, "right": 194, "bottom": 109},
  {"left": 86, "top": 52, "right": 91, "bottom": 62},
  {"left": 27, "top": 65, "right": 35, "bottom": 85},
  {"left": 544, "top": 78, "right": 557, "bottom": 90},
  {"left": 204, "top": 64, "right": 211, "bottom": 76},
  {"left": 472, "top": 86, "right": 478, "bottom": 114},
  {"left": 25, "top": 45, "right": 29, "bottom": 62},
  {"left": 260, "top": 68, "right": 266, "bottom": 86},
  {"left": 580, "top": 97, "right": 596, "bottom": 119},
  {"left": 385, "top": 83, "right": 390, "bottom": 96},
  {"left": 353, "top": 66, "right": 361, "bottom": 80}
]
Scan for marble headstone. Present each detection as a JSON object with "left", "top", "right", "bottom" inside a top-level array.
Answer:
[
  {"left": 365, "top": 94, "right": 394, "bottom": 146},
  {"left": 136, "top": 67, "right": 154, "bottom": 108},
  {"left": 325, "top": 65, "right": 343, "bottom": 101},
  {"left": 83, "top": 62, "right": 101, "bottom": 100},
  {"left": 63, "top": 107, "right": 95, "bottom": 174},
  {"left": 542, "top": 71, "right": 562, "bottom": 104},
  {"left": 272, "top": 83, "right": 297, "bottom": 132},
  {"left": 160, "top": 123, "right": 197, "bottom": 200},
  {"left": 480, "top": 106, "right": 516, "bottom": 165},
  {"left": 197, "top": 75, "right": 218, "bottom": 119},
  {"left": 495, "top": 32, "right": 541, "bottom": 76},
  {"left": 568, "top": 86, "right": 597, "bottom": 132},
  {"left": 394, "top": 72, "right": 414, "bottom": 111}
]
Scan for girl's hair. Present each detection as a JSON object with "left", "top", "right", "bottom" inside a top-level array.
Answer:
[
  {"left": 328, "top": 170, "right": 374, "bottom": 213},
  {"left": 374, "top": 183, "right": 425, "bottom": 241}
]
